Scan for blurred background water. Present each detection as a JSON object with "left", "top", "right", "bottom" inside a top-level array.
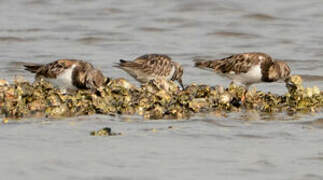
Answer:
[{"left": 0, "top": 0, "right": 323, "bottom": 179}]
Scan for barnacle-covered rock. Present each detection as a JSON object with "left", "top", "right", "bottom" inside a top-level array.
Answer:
[
  {"left": 155, "top": 89, "right": 172, "bottom": 106},
  {"left": 142, "top": 78, "right": 180, "bottom": 94},
  {"left": 286, "top": 75, "right": 304, "bottom": 94},
  {"left": 312, "top": 86, "right": 320, "bottom": 96},
  {"left": 28, "top": 99, "right": 46, "bottom": 112},
  {"left": 188, "top": 98, "right": 209, "bottom": 112},
  {"left": 108, "top": 78, "right": 137, "bottom": 91},
  {"left": 283, "top": 75, "right": 322, "bottom": 113},
  {"left": 304, "top": 87, "right": 314, "bottom": 98},
  {"left": 0, "top": 74, "right": 321, "bottom": 120},
  {"left": 219, "top": 93, "right": 232, "bottom": 105},
  {"left": 228, "top": 82, "right": 246, "bottom": 99},
  {"left": 144, "top": 105, "right": 165, "bottom": 119},
  {"left": 184, "top": 83, "right": 199, "bottom": 94},
  {"left": 166, "top": 104, "right": 190, "bottom": 119},
  {"left": 195, "top": 85, "right": 211, "bottom": 98},
  {"left": 45, "top": 105, "right": 69, "bottom": 117},
  {"left": 289, "top": 75, "right": 302, "bottom": 86}
]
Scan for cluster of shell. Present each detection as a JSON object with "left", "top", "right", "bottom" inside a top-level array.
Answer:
[
  {"left": 90, "top": 127, "right": 122, "bottom": 136},
  {"left": 0, "top": 75, "right": 322, "bottom": 120}
]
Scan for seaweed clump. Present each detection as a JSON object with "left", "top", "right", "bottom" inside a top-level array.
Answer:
[{"left": 0, "top": 75, "right": 322, "bottom": 120}]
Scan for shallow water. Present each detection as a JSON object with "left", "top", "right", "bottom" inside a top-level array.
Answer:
[{"left": 0, "top": 0, "right": 323, "bottom": 179}]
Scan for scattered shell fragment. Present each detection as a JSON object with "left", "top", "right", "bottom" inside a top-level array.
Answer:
[{"left": 90, "top": 127, "right": 122, "bottom": 136}]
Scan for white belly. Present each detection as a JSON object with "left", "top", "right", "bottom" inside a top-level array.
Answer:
[
  {"left": 166, "top": 66, "right": 176, "bottom": 80},
  {"left": 227, "top": 65, "right": 262, "bottom": 85},
  {"left": 44, "top": 65, "right": 77, "bottom": 90}
]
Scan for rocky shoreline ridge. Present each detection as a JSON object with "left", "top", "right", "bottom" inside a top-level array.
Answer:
[{"left": 0, "top": 75, "right": 322, "bottom": 120}]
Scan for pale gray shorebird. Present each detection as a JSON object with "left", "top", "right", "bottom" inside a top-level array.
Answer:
[
  {"left": 194, "top": 52, "right": 291, "bottom": 101},
  {"left": 24, "top": 59, "right": 108, "bottom": 91},
  {"left": 115, "top": 54, "right": 184, "bottom": 89}
]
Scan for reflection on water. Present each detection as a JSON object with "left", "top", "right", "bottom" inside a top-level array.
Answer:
[{"left": 0, "top": 0, "right": 322, "bottom": 179}]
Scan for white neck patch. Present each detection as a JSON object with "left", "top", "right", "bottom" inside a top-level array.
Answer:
[
  {"left": 167, "top": 65, "right": 176, "bottom": 80},
  {"left": 45, "top": 64, "right": 77, "bottom": 90}
]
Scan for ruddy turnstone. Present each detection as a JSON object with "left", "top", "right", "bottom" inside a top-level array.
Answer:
[
  {"left": 24, "top": 59, "right": 108, "bottom": 91},
  {"left": 115, "top": 54, "right": 184, "bottom": 89},
  {"left": 194, "top": 52, "right": 291, "bottom": 89}
]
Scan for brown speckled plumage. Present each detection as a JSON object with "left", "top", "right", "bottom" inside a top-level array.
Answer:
[
  {"left": 194, "top": 52, "right": 291, "bottom": 86},
  {"left": 267, "top": 60, "right": 291, "bottom": 82},
  {"left": 24, "top": 59, "right": 108, "bottom": 90},
  {"left": 115, "top": 54, "right": 184, "bottom": 88}
]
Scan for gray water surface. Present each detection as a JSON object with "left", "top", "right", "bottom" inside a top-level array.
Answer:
[{"left": 0, "top": 0, "right": 323, "bottom": 179}]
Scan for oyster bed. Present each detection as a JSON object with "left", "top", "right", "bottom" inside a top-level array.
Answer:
[{"left": 0, "top": 75, "right": 322, "bottom": 120}]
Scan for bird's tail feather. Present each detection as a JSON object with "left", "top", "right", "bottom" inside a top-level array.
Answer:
[
  {"left": 114, "top": 59, "right": 138, "bottom": 68},
  {"left": 23, "top": 63, "right": 43, "bottom": 73},
  {"left": 194, "top": 58, "right": 217, "bottom": 71}
]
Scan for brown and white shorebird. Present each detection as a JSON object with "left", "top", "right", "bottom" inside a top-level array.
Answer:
[
  {"left": 24, "top": 59, "right": 108, "bottom": 91},
  {"left": 115, "top": 54, "right": 184, "bottom": 89},
  {"left": 194, "top": 52, "right": 291, "bottom": 89}
]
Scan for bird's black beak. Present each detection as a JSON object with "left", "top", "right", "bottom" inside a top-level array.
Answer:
[
  {"left": 284, "top": 76, "right": 291, "bottom": 84},
  {"left": 105, "top": 77, "right": 111, "bottom": 85},
  {"left": 178, "top": 79, "right": 184, "bottom": 90}
]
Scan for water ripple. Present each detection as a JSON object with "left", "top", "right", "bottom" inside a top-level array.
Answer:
[
  {"left": 0, "top": 37, "right": 26, "bottom": 42},
  {"left": 207, "top": 31, "right": 261, "bottom": 39},
  {"left": 234, "top": 134, "right": 269, "bottom": 139},
  {"left": 243, "top": 13, "right": 276, "bottom": 21},
  {"left": 138, "top": 27, "right": 171, "bottom": 32}
]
